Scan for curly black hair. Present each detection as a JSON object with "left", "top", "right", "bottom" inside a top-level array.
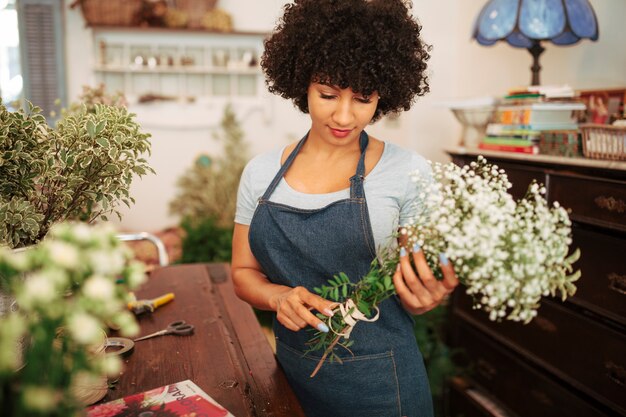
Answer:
[{"left": 261, "top": 0, "right": 431, "bottom": 122}]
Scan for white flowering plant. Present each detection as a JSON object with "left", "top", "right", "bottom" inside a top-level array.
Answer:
[
  {"left": 307, "top": 156, "right": 580, "bottom": 375},
  {"left": 0, "top": 222, "right": 146, "bottom": 417}
]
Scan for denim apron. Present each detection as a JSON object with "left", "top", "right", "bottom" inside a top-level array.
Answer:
[{"left": 248, "top": 131, "right": 433, "bottom": 417}]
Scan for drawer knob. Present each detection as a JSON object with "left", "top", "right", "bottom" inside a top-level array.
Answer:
[
  {"left": 605, "top": 361, "right": 626, "bottom": 387},
  {"left": 594, "top": 196, "right": 626, "bottom": 214},
  {"left": 608, "top": 273, "right": 626, "bottom": 295}
]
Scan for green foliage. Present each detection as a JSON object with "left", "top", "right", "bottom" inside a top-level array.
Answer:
[
  {"left": 0, "top": 97, "right": 153, "bottom": 248},
  {"left": 306, "top": 256, "right": 399, "bottom": 365},
  {"left": 413, "top": 305, "right": 459, "bottom": 417},
  {"left": 178, "top": 217, "right": 232, "bottom": 263},
  {"left": 169, "top": 104, "right": 249, "bottom": 229}
]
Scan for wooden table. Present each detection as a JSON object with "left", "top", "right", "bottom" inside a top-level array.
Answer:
[{"left": 102, "top": 263, "right": 305, "bottom": 417}]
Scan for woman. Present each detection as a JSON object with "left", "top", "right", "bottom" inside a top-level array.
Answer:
[{"left": 232, "top": 1, "right": 459, "bottom": 416}]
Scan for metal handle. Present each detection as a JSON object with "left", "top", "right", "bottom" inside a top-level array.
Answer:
[
  {"left": 608, "top": 273, "right": 626, "bottom": 295},
  {"left": 116, "top": 232, "right": 169, "bottom": 266},
  {"left": 605, "top": 361, "right": 626, "bottom": 387},
  {"left": 594, "top": 196, "right": 626, "bottom": 214}
]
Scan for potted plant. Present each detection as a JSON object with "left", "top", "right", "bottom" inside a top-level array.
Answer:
[
  {"left": 0, "top": 90, "right": 154, "bottom": 249},
  {"left": 0, "top": 87, "right": 153, "bottom": 415},
  {"left": 0, "top": 222, "right": 146, "bottom": 417}
]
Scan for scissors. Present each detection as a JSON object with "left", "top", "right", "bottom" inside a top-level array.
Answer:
[{"left": 134, "top": 320, "right": 195, "bottom": 342}]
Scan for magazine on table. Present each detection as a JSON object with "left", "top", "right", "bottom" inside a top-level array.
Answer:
[{"left": 86, "top": 379, "right": 235, "bottom": 417}]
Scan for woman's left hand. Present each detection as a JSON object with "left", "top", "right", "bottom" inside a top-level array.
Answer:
[{"left": 393, "top": 244, "right": 459, "bottom": 315}]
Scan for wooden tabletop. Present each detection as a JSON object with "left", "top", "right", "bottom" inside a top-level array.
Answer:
[{"left": 102, "top": 263, "right": 305, "bottom": 417}]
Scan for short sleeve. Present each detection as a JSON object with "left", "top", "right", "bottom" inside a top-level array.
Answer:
[
  {"left": 234, "top": 162, "right": 258, "bottom": 225},
  {"left": 399, "top": 153, "right": 433, "bottom": 227}
]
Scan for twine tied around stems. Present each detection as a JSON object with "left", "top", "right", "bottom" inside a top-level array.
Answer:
[
  {"left": 310, "top": 299, "right": 381, "bottom": 377},
  {"left": 330, "top": 299, "right": 380, "bottom": 339}
]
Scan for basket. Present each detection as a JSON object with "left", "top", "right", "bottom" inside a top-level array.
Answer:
[
  {"left": 72, "top": 0, "right": 141, "bottom": 27},
  {"left": 580, "top": 123, "right": 626, "bottom": 161},
  {"left": 175, "top": 0, "right": 219, "bottom": 29},
  {"left": 72, "top": 0, "right": 218, "bottom": 29},
  {"left": 538, "top": 130, "right": 582, "bottom": 158}
]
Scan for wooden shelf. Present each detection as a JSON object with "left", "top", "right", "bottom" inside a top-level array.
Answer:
[
  {"left": 92, "top": 28, "right": 266, "bottom": 100},
  {"left": 94, "top": 66, "right": 262, "bottom": 75},
  {"left": 447, "top": 146, "right": 626, "bottom": 172},
  {"left": 90, "top": 25, "right": 269, "bottom": 38}
]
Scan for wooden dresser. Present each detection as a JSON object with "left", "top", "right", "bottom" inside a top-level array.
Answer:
[{"left": 445, "top": 148, "right": 626, "bottom": 417}]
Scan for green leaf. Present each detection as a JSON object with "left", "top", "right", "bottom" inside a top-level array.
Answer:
[
  {"left": 80, "top": 156, "right": 93, "bottom": 169},
  {"left": 87, "top": 119, "right": 96, "bottom": 138},
  {"left": 96, "top": 137, "right": 110, "bottom": 148},
  {"left": 357, "top": 300, "right": 370, "bottom": 316},
  {"left": 95, "top": 120, "right": 107, "bottom": 135},
  {"left": 383, "top": 275, "right": 392, "bottom": 290}
]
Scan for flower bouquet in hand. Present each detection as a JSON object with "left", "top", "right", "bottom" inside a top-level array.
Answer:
[{"left": 306, "top": 156, "right": 580, "bottom": 376}]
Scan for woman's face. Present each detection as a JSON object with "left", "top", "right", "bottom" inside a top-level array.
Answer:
[{"left": 307, "top": 82, "right": 379, "bottom": 146}]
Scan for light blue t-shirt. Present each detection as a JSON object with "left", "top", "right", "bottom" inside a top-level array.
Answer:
[{"left": 235, "top": 141, "right": 432, "bottom": 250}]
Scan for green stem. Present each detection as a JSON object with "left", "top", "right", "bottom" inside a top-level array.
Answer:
[{"left": 310, "top": 327, "right": 346, "bottom": 378}]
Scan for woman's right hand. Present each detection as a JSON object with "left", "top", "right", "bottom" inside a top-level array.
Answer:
[{"left": 269, "top": 286, "right": 336, "bottom": 333}]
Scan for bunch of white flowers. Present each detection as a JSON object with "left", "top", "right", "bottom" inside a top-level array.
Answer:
[
  {"left": 0, "top": 222, "right": 147, "bottom": 417},
  {"left": 405, "top": 156, "right": 580, "bottom": 323}
]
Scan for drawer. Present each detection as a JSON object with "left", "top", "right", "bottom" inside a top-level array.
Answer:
[
  {"left": 570, "top": 226, "right": 626, "bottom": 325},
  {"left": 496, "top": 162, "right": 547, "bottom": 201},
  {"left": 453, "top": 320, "right": 611, "bottom": 417},
  {"left": 447, "top": 377, "right": 515, "bottom": 417},
  {"left": 548, "top": 173, "right": 626, "bottom": 232},
  {"left": 454, "top": 292, "right": 626, "bottom": 415}
]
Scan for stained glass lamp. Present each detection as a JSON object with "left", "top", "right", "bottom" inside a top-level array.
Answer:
[{"left": 473, "top": 0, "right": 599, "bottom": 85}]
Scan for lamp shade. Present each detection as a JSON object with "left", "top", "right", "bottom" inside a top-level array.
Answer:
[
  {"left": 472, "top": 0, "right": 599, "bottom": 85},
  {"left": 474, "top": 0, "right": 598, "bottom": 47}
]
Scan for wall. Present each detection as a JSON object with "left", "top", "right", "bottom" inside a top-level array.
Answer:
[{"left": 63, "top": 0, "right": 626, "bottom": 232}]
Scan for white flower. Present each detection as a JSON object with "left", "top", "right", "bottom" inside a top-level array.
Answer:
[
  {"left": 0, "top": 314, "right": 27, "bottom": 372},
  {"left": 19, "top": 273, "right": 57, "bottom": 307},
  {"left": 67, "top": 312, "right": 102, "bottom": 345},
  {"left": 46, "top": 241, "right": 80, "bottom": 269},
  {"left": 83, "top": 275, "right": 115, "bottom": 300},
  {"left": 22, "top": 385, "right": 60, "bottom": 411},
  {"left": 101, "top": 355, "right": 122, "bottom": 376},
  {"left": 112, "top": 310, "right": 140, "bottom": 337},
  {"left": 70, "top": 222, "right": 93, "bottom": 243},
  {"left": 405, "top": 157, "right": 579, "bottom": 323},
  {"left": 4, "top": 249, "right": 30, "bottom": 270},
  {"left": 125, "top": 262, "right": 147, "bottom": 288},
  {"left": 89, "top": 250, "right": 125, "bottom": 275}
]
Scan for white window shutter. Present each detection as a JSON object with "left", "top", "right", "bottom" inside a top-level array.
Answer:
[{"left": 17, "top": 0, "right": 66, "bottom": 116}]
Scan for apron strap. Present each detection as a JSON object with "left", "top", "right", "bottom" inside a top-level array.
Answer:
[
  {"left": 350, "top": 131, "right": 369, "bottom": 199},
  {"left": 261, "top": 130, "right": 370, "bottom": 201}
]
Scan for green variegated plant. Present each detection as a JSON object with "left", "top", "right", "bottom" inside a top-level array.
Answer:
[{"left": 0, "top": 98, "right": 154, "bottom": 249}]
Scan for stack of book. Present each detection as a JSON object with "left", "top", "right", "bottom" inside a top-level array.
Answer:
[{"left": 479, "top": 87, "right": 585, "bottom": 155}]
